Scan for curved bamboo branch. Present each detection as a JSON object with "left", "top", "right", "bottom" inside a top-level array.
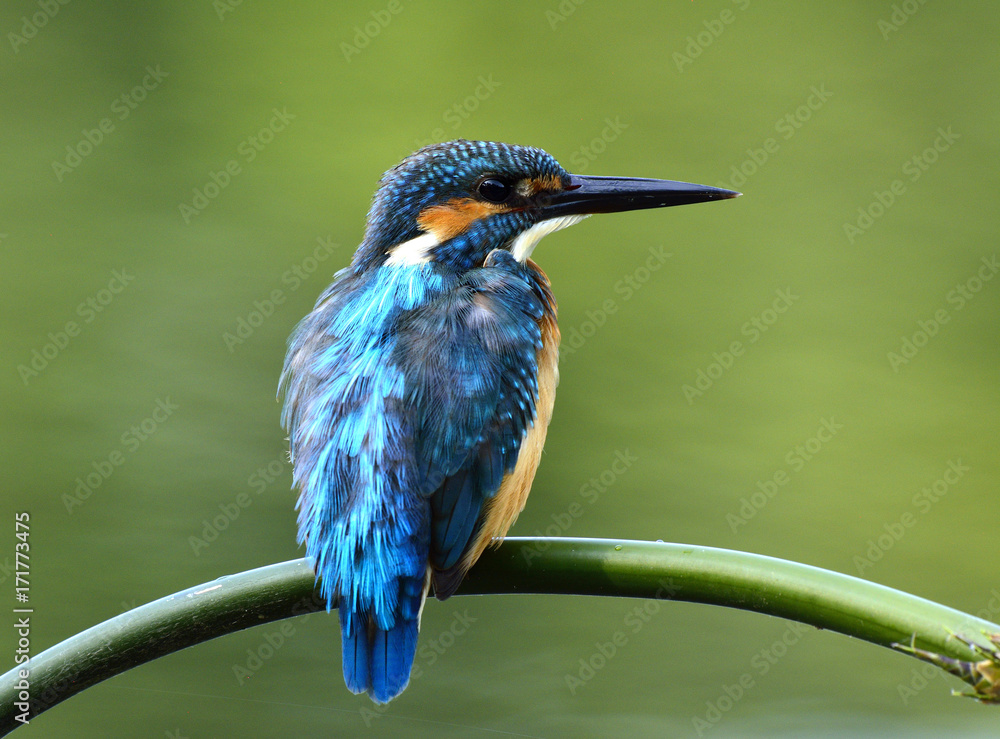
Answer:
[{"left": 2, "top": 538, "right": 997, "bottom": 734}]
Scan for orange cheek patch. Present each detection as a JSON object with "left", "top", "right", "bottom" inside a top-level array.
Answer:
[{"left": 417, "top": 197, "right": 507, "bottom": 242}]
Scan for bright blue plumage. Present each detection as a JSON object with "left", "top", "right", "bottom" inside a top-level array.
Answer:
[{"left": 279, "top": 139, "right": 737, "bottom": 703}]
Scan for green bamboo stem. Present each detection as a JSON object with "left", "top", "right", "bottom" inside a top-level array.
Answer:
[{"left": 2, "top": 538, "right": 997, "bottom": 734}]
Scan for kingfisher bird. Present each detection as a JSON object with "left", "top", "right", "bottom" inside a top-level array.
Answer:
[{"left": 279, "top": 139, "right": 737, "bottom": 704}]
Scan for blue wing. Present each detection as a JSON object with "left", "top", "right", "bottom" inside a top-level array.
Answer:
[
  {"left": 281, "top": 265, "right": 436, "bottom": 703},
  {"left": 392, "top": 249, "right": 556, "bottom": 598}
]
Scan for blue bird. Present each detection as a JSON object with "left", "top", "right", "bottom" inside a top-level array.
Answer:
[{"left": 279, "top": 139, "right": 737, "bottom": 703}]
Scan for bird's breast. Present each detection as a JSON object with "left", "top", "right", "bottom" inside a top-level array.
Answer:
[{"left": 458, "top": 260, "right": 560, "bottom": 571}]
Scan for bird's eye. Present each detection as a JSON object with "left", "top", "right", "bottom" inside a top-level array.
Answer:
[{"left": 476, "top": 177, "right": 512, "bottom": 203}]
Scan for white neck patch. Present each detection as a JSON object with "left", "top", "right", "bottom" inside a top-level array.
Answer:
[
  {"left": 385, "top": 232, "right": 440, "bottom": 266},
  {"left": 509, "top": 215, "right": 589, "bottom": 262}
]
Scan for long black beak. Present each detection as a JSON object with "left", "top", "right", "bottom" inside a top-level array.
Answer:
[{"left": 541, "top": 175, "right": 740, "bottom": 218}]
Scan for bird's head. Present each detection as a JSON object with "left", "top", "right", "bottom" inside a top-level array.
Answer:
[{"left": 352, "top": 139, "right": 738, "bottom": 273}]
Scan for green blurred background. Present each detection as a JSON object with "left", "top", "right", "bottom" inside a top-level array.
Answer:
[{"left": 2, "top": 1, "right": 998, "bottom": 736}]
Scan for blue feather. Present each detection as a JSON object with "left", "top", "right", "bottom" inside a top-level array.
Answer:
[{"left": 369, "top": 602, "right": 419, "bottom": 703}]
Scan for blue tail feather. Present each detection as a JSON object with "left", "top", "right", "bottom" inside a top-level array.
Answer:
[
  {"left": 370, "top": 618, "right": 419, "bottom": 703},
  {"left": 340, "top": 574, "right": 426, "bottom": 704},
  {"left": 341, "top": 616, "right": 370, "bottom": 695}
]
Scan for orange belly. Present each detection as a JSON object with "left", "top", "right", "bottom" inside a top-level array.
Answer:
[{"left": 459, "top": 267, "right": 560, "bottom": 572}]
